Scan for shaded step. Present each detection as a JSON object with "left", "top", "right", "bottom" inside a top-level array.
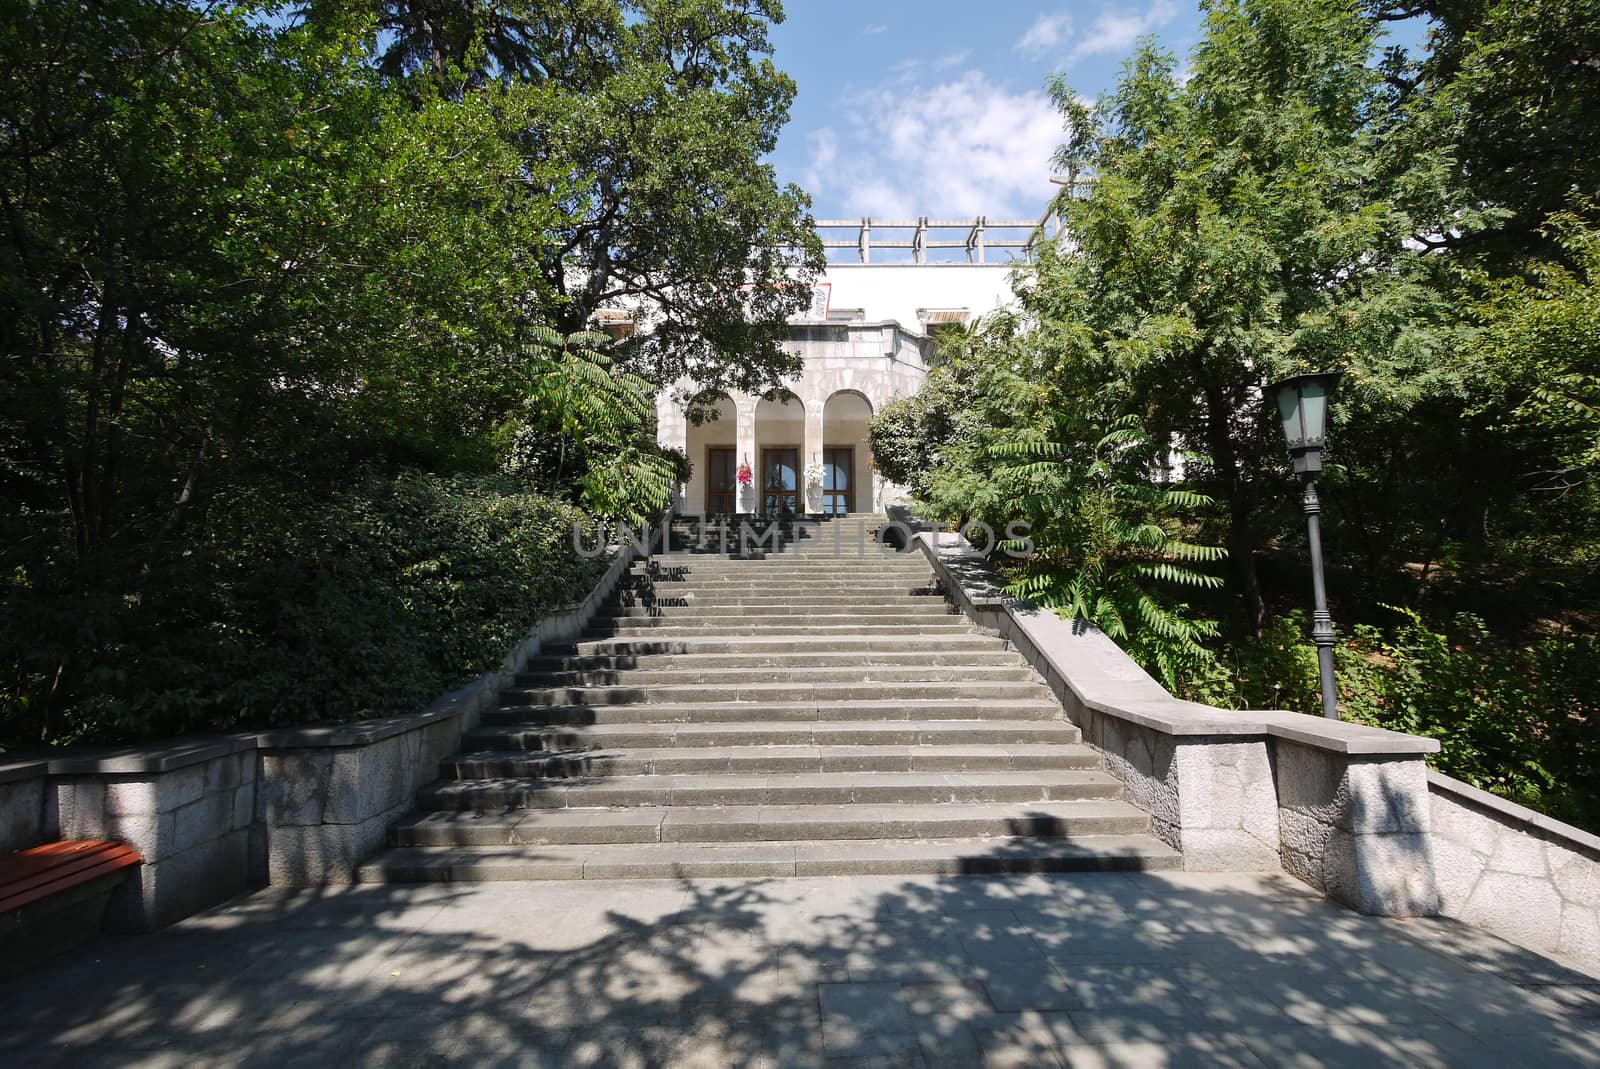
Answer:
[
  {"left": 501, "top": 680, "right": 1050, "bottom": 707},
  {"left": 598, "top": 602, "right": 954, "bottom": 619},
  {"left": 442, "top": 742, "right": 1101, "bottom": 779},
  {"left": 642, "top": 562, "right": 930, "bottom": 575},
  {"left": 463, "top": 718, "right": 1083, "bottom": 752},
  {"left": 480, "top": 697, "right": 1065, "bottom": 726},
  {"left": 416, "top": 769, "right": 1125, "bottom": 810},
  {"left": 567, "top": 635, "right": 1007, "bottom": 656},
  {"left": 587, "top": 619, "right": 972, "bottom": 636},
  {"left": 628, "top": 574, "right": 937, "bottom": 587},
  {"left": 518, "top": 664, "right": 1037, "bottom": 687},
  {"left": 521, "top": 649, "right": 1027, "bottom": 673},
  {"left": 608, "top": 598, "right": 940, "bottom": 614},
  {"left": 358, "top": 835, "right": 1182, "bottom": 882},
  {"left": 391, "top": 799, "right": 1152, "bottom": 846}
]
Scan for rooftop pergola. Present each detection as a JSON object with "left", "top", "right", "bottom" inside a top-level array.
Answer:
[
  {"left": 815, "top": 215, "right": 1047, "bottom": 265},
  {"left": 816, "top": 178, "right": 1092, "bottom": 264}
]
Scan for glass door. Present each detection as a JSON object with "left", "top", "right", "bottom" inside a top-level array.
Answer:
[
  {"left": 761, "top": 447, "right": 799, "bottom": 514},
  {"left": 822, "top": 447, "right": 853, "bottom": 516},
  {"left": 705, "top": 447, "right": 737, "bottom": 514}
]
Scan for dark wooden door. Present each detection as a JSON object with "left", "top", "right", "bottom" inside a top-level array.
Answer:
[
  {"left": 761, "top": 447, "right": 799, "bottom": 514},
  {"left": 822, "top": 447, "right": 853, "bottom": 516},
  {"left": 706, "top": 447, "right": 737, "bottom": 514}
]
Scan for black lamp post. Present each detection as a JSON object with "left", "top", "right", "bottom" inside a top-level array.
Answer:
[{"left": 1269, "top": 372, "right": 1342, "bottom": 720}]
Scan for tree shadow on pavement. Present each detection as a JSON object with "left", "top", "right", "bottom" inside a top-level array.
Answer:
[{"left": 1, "top": 852, "right": 1597, "bottom": 1068}]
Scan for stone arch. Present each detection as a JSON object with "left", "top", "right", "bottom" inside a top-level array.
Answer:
[
  {"left": 821, "top": 389, "right": 875, "bottom": 515},
  {"left": 754, "top": 390, "right": 805, "bottom": 514},
  {"left": 684, "top": 391, "right": 737, "bottom": 514}
]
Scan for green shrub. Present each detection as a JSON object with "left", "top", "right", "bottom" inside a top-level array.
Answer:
[
  {"left": 2, "top": 472, "right": 609, "bottom": 747},
  {"left": 1231, "top": 609, "right": 1599, "bottom": 830}
]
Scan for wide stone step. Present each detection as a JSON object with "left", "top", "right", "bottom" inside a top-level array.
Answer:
[
  {"left": 464, "top": 718, "right": 1082, "bottom": 752},
  {"left": 502, "top": 680, "right": 1048, "bottom": 707},
  {"left": 521, "top": 649, "right": 1027, "bottom": 674},
  {"left": 518, "top": 664, "right": 1037, "bottom": 687},
  {"left": 643, "top": 563, "right": 929, "bottom": 576},
  {"left": 390, "top": 799, "right": 1151, "bottom": 846},
  {"left": 626, "top": 584, "right": 941, "bottom": 598},
  {"left": 636, "top": 574, "right": 934, "bottom": 586},
  {"left": 416, "top": 769, "right": 1124, "bottom": 810},
  {"left": 615, "top": 592, "right": 941, "bottom": 606},
  {"left": 358, "top": 835, "right": 1182, "bottom": 881},
  {"left": 588, "top": 618, "right": 971, "bottom": 635},
  {"left": 442, "top": 742, "right": 1100, "bottom": 779},
  {"left": 481, "top": 697, "right": 1064, "bottom": 725},
  {"left": 598, "top": 601, "right": 954, "bottom": 619},
  {"left": 566, "top": 635, "right": 1007, "bottom": 656}
]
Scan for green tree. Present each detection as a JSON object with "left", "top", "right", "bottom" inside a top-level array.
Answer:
[
  {"left": 0, "top": 1, "right": 563, "bottom": 740},
  {"left": 993, "top": 419, "right": 1229, "bottom": 696},
  {"left": 503, "top": 328, "right": 681, "bottom": 525},
  {"left": 1371, "top": 0, "right": 1600, "bottom": 263},
  {"left": 1039, "top": 0, "right": 1455, "bottom": 632},
  {"left": 519, "top": 0, "right": 824, "bottom": 393},
  {"left": 308, "top": 0, "right": 825, "bottom": 393}
]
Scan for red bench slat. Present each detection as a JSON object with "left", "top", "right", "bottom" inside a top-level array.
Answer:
[{"left": 0, "top": 840, "right": 142, "bottom": 913}]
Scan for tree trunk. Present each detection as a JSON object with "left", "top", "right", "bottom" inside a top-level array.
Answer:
[{"left": 1201, "top": 378, "right": 1267, "bottom": 637}]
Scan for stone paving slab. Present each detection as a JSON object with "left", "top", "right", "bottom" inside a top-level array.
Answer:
[{"left": 2, "top": 872, "right": 1598, "bottom": 1068}]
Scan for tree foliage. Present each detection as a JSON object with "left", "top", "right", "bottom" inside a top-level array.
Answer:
[
  {"left": 992, "top": 419, "right": 1229, "bottom": 696},
  {"left": 504, "top": 328, "right": 681, "bottom": 526},
  {"left": 0, "top": 0, "right": 814, "bottom": 746},
  {"left": 878, "top": 0, "right": 1600, "bottom": 825}
]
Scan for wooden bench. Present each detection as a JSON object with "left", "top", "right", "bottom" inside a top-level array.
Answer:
[{"left": 0, "top": 840, "right": 142, "bottom": 978}]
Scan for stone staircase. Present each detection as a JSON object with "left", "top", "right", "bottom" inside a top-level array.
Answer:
[{"left": 359, "top": 514, "right": 1179, "bottom": 881}]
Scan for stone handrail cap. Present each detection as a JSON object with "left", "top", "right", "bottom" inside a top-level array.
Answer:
[{"left": 914, "top": 531, "right": 1439, "bottom": 758}]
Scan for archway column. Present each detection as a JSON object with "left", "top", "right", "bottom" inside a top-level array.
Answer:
[
  {"left": 657, "top": 393, "right": 689, "bottom": 512},
  {"left": 734, "top": 394, "right": 758, "bottom": 512},
  {"left": 802, "top": 404, "right": 825, "bottom": 513}
]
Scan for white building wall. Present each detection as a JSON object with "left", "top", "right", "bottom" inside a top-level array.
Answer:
[
  {"left": 655, "top": 262, "right": 1024, "bottom": 515},
  {"left": 823, "top": 263, "right": 1018, "bottom": 330}
]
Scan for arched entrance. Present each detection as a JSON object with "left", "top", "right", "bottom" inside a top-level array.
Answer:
[
  {"left": 755, "top": 390, "right": 804, "bottom": 515},
  {"left": 822, "top": 390, "right": 874, "bottom": 515},
  {"left": 684, "top": 392, "right": 737, "bottom": 515}
]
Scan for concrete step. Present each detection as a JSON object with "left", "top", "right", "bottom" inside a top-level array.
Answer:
[
  {"left": 518, "top": 664, "right": 1038, "bottom": 687},
  {"left": 565, "top": 635, "right": 1009, "bottom": 656},
  {"left": 597, "top": 601, "right": 954, "bottom": 619},
  {"left": 390, "top": 799, "right": 1151, "bottom": 846},
  {"left": 442, "top": 743, "right": 1101, "bottom": 779},
  {"left": 609, "top": 591, "right": 948, "bottom": 606},
  {"left": 358, "top": 835, "right": 1182, "bottom": 881},
  {"left": 643, "top": 562, "right": 929, "bottom": 575},
  {"left": 616, "top": 587, "right": 943, "bottom": 600},
  {"left": 521, "top": 649, "right": 1028, "bottom": 673},
  {"left": 587, "top": 618, "right": 972, "bottom": 636},
  {"left": 481, "top": 698, "right": 1065, "bottom": 725},
  {"left": 464, "top": 718, "right": 1083, "bottom": 752},
  {"left": 636, "top": 572, "right": 934, "bottom": 584},
  {"left": 501, "top": 680, "right": 1049, "bottom": 707},
  {"left": 416, "top": 769, "right": 1125, "bottom": 810}
]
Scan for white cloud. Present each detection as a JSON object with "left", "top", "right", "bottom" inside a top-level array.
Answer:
[
  {"left": 802, "top": 128, "right": 838, "bottom": 195},
  {"left": 1016, "top": 12, "right": 1073, "bottom": 58},
  {"left": 863, "top": 22, "right": 888, "bottom": 34},
  {"left": 1066, "top": 0, "right": 1177, "bottom": 65},
  {"left": 802, "top": 68, "right": 1066, "bottom": 221}
]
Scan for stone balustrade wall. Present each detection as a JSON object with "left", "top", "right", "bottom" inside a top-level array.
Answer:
[
  {"left": 912, "top": 529, "right": 1599, "bottom": 968},
  {"left": 0, "top": 540, "right": 638, "bottom": 930}
]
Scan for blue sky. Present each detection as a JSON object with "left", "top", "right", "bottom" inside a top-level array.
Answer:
[{"left": 767, "top": 2, "right": 1427, "bottom": 224}]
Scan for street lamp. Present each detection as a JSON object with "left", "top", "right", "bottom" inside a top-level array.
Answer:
[{"left": 1269, "top": 372, "right": 1342, "bottom": 719}]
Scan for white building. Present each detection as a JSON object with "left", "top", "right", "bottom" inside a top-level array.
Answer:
[{"left": 652, "top": 215, "right": 1053, "bottom": 516}]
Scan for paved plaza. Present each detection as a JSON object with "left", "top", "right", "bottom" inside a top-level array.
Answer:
[{"left": 1, "top": 871, "right": 1597, "bottom": 1068}]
